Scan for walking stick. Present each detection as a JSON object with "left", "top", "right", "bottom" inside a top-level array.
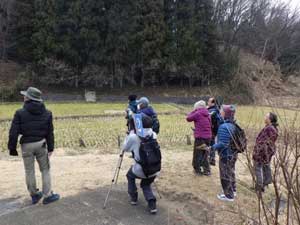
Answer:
[{"left": 103, "top": 151, "right": 125, "bottom": 209}]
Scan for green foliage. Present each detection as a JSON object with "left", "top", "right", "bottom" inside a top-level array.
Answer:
[
  {"left": 9, "top": 0, "right": 230, "bottom": 88},
  {"left": 11, "top": 0, "right": 35, "bottom": 62}
]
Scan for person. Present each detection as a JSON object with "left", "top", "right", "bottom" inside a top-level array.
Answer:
[
  {"left": 8, "top": 87, "right": 60, "bottom": 205},
  {"left": 137, "top": 97, "right": 160, "bottom": 134},
  {"left": 207, "top": 97, "right": 222, "bottom": 166},
  {"left": 127, "top": 94, "right": 138, "bottom": 114},
  {"left": 186, "top": 100, "right": 212, "bottom": 176},
  {"left": 126, "top": 94, "right": 138, "bottom": 131},
  {"left": 122, "top": 115, "right": 161, "bottom": 214},
  {"left": 253, "top": 112, "right": 278, "bottom": 193},
  {"left": 212, "top": 105, "right": 237, "bottom": 202}
]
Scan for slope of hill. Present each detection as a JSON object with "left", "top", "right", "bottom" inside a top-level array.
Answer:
[{"left": 0, "top": 53, "right": 298, "bottom": 105}]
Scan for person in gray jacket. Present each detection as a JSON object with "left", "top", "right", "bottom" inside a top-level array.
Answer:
[{"left": 122, "top": 115, "right": 160, "bottom": 214}]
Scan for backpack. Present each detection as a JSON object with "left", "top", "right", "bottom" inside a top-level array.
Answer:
[
  {"left": 138, "top": 136, "right": 162, "bottom": 177},
  {"left": 152, "top": 115, "right": 160, "bottom": 134},
  {"left": 230, "top": 123, "right": 247, "bottom": 153}
]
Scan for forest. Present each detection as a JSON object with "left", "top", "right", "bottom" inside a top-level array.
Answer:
[{"left": 0, "top": 0, "right": 299, "bottom": 89}]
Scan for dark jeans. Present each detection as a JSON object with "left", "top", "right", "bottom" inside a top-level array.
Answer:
[
  {"left": 126, "top": 167, "right": 156, "bottom": 202},
  {"left": 219, "top": 154, "right": 237, "bottom": 199},
  {"left": 209, "top": 137, "right": 216, "bottom": 163},
  {"left": 192, "top": 138, "right": 211, "bottom": 174},
  {"left": 254, "top": 162, "right": 272, "bottom": 190}
]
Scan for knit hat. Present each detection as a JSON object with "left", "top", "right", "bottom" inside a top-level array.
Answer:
[
  {"left": 222, "top": 105, "right": 236, "bottom": 120},
  {"left": 137, "top": 97, "right": 150, "bottom": 107},
  {"left": 194, "top": 100, "right": 206, "bottom": 109}
]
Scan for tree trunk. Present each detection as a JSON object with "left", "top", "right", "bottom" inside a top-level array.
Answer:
[
  {"left": 110, "top": 62, "right": 115, "bottom": 89},
  {"left": 188, "top": 76, "right": 193, "bottom": 88},
  {"left": 140, "top": 66, "right": 144, "bottom": 88},
  {"left": 75, "top": 75, "right": 79, "bottom": 88}
]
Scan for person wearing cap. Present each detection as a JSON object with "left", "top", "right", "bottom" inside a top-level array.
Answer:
[
  {"left": 137, "top": 97, "right": 160, "bottom": 134},
  {"left": 212, "top": 105, "right": 237, "bottom": 202},
  {"left": 8, "top": 87, "right": 60, "bottom": 205},
  {"left": 122, "top": 115, "right": 160, "bottom": 214},
  {"left": 186, "top": 100, "right": 212, "bottom": 176}
]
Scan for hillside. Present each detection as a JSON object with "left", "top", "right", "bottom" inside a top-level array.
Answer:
[{"left": 0, "top": 52, "right": 298, "bottom": 105}]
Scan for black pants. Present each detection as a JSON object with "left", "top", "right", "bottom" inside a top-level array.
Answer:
[
  {"left": 219, "top": 154, "right": 237, "bottom": 199},
  {"left": 192, "top": 138, "right": 211, "bottom": 174},
  {"left": 126, "top": 167, "right": 156, "bottom": 202},
  {"left": 209, "top": 137, "right": 216, "bottom": 164}
]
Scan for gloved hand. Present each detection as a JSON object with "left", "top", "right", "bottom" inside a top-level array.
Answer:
[{"left": 9, "top": 149, "right": 18, "bottom": 156}]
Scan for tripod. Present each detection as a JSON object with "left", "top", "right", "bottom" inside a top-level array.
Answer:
[{"left": 103, "top": 151, "right": 125, "bottom": 209}]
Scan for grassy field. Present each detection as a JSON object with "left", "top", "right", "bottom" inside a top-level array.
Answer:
[
  {"left": 0, "top": 103, "right": 299, "bottom": 153},
  {"left": 0, "top": 102, "right": 180, "bottom": 120}
]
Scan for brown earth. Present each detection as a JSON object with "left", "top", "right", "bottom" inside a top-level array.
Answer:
[{"left": 0, "top": 149, "right": 264, "bottom": 225}]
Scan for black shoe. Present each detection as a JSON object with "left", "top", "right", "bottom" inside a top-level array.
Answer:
[
  {"left": 148, "top": 199, "right": 157, "bottom": 214},
  {"left": 203, "top": 171, "right": 211, "bottom": 176},
  {"left": 210, "top": 160, "right": 216, "bottom": 166},
  {"left": 255, "top": 184, "right": 265, "bottom": 193},
  {"left": 43, "top": 193, "right": 60, "bottom": 205},
  {"left": 130, "top": 192, "right": 138, "bottom": 205},
  {"left": 31, "top": 191, "right": 43, "bottom": 205},
  {"left": 194, "top": 170, "right": 203, "bottom": 176}
]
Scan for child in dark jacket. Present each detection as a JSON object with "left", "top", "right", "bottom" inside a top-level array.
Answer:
[
  {"left": 253, "top": 112, "right": 278, "bottom": 193},
  {"left": 126, "top": 95, "right": 138, "bottom": 131}
]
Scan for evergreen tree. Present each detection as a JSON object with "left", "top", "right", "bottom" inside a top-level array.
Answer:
[{"left": 10, "top": 0, "right": 35, "bottom": 62}]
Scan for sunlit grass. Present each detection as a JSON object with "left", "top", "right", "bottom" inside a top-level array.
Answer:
[
  {"left": 1, "top": 103, "right": 299, "bottom": 153},
  {"left": 0, "top": 102, "right": 180, "bottom": 120}
]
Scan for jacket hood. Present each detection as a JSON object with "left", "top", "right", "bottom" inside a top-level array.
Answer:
[
  {"left": 24, "top": 101, "right": 46, "bottom": 115},
  {"left": 196, "top": 108, "right": 209, "bottom": 117},
  {"left": 139, "top": 106, "right": 156, "bottom": 117}
]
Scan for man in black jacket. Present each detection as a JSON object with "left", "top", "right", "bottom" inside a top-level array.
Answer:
[
  {"left": 8, "top": 87, "right": 60, "bottom": 205},
  {"left": 207, "top": 97, "right": 222, "bottom": 166}
]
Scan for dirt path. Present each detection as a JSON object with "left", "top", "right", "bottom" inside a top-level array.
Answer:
[{"left": 0, "top": 150, "right": 257, "bottom": 225}]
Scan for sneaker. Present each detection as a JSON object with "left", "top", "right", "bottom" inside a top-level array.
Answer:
[
  {"left": 217, "top": 194, "right": 234, "bottom": 202},
  {"left": 43, "top": 193, "right": 60, "bottom": 205},
  {"left": 31, "top": 191, "right": 43, "bottom": 205},
  {"left": 148, "top": 200, "right": 157, "bottom": 214},
  {"left": 130, "top": 193, "right": 138, "bottom": 206}
]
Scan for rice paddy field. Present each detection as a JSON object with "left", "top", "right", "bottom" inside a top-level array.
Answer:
[{"left": 0, "top": 102, "right": 299, "bottom": 153}]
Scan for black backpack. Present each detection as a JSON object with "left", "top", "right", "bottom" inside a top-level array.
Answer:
[
  {"left": 152, "top": 115, "right": 160, "bottom": 134},
  {"left": 138, "top": 136, "right": 162, "bottom": 177},
  {"left": 230, "top": 123, "right": 247, "bottom": 153}
]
